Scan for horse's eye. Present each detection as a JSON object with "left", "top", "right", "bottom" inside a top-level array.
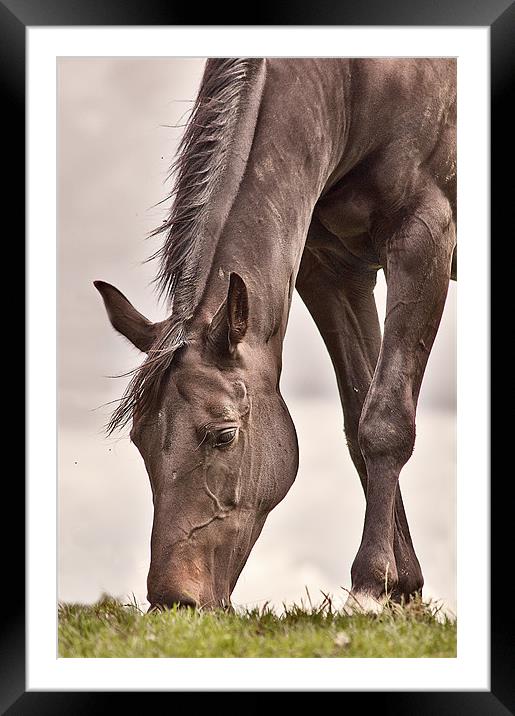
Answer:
[{"left": 214, "top": 428, "right": 237, "bottom": 447}]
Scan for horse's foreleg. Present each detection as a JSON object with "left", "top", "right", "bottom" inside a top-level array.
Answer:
[
  {"left": 350, "top": 190, "right": 455, "bottom": 608},
  {"left": 296, "top": 223, "right": 423, "bottom": 604},
  {"left": 296, "top": 244, "right": 380, "bottom": 483}
]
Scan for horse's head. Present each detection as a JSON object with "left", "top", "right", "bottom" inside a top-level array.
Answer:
[{"left": 95, "top": 274, "right": 298, "bottom": 609}]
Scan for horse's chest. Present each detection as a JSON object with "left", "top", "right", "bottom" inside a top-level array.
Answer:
[
  {"left": 314, "top": 186, "right": 381, "bottom": 270},
  {"left": 317, "top": 187, "right": 371, "bottom": 239}
]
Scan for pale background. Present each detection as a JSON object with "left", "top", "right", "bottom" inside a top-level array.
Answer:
[{"left": 58, "top": 58, "right": 456, "bottom": 614}]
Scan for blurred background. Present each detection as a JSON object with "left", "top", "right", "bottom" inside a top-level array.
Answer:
[{"left": 58, "top": 58, "right": 456, "bottom": 614}]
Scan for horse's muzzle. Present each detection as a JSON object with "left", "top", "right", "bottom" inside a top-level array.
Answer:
[{"left": 147, "top": 592, "right": 198, "bottom": 611}]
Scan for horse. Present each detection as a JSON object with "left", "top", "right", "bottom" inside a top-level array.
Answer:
[{"left": 95, "top": 58, "right": 456, "bottom": 612}]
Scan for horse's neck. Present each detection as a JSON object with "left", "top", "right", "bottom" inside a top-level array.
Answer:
[{"left": 193, "top": 59, "right": 346, "bottom": 345}]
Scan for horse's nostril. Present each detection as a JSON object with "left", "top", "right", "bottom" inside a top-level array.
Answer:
[{"left": 148, "top": 593, "right": 197, "bottom": 611}]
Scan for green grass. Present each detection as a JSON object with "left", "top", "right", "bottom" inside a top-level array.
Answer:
[{"left": 58, "top": 593, "right": 456, "bottom": 658}]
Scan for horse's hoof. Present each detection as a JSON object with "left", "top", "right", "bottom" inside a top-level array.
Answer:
[{"left": 343, "top": 591, "right": 385, "bottom": 615}]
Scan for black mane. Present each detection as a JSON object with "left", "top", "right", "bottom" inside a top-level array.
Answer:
[{"left": 107, "top": 58, "right": 251, "bottom": 433}]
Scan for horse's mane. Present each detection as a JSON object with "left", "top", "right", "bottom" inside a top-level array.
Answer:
[{"left": 107, "top": 58, "right": 251, "bottom": 433}]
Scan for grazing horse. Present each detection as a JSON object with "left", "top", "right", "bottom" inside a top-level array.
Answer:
[{"left": 95, "top": 58, "right": 456, "bottom": 612}]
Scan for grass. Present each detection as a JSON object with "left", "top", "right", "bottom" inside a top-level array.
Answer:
[{"left": 58, "top": 593, "right": 456, "bottom": 658}]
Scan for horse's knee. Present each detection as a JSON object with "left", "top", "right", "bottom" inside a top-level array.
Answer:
[{"left": 358, "top": 397, "right": 416, "bottom": 470}]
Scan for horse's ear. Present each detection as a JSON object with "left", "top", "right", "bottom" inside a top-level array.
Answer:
[
  {"left": 208, "top": 272, "right": 249, "bottom": 355},
  {"left": 94, "top": 280, "right": 158, "bottom": 353},
  {"left": 227, "top": 272, "right": 249, "bottom": 349}
]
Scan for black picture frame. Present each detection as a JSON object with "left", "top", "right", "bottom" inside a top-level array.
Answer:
[{"left": 9, "top": 0, "right": 507, "bottom": 711}]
